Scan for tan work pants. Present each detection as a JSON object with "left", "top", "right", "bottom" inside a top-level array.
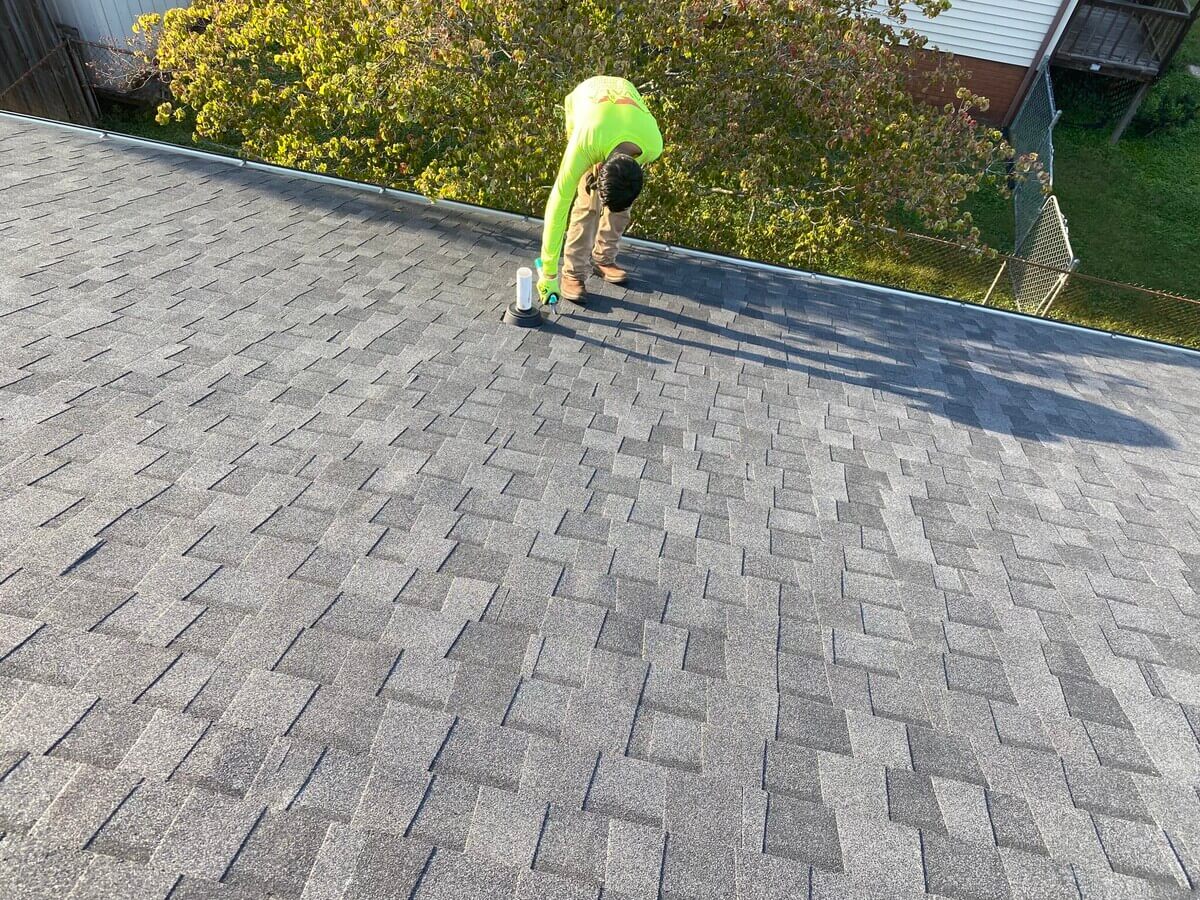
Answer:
[{"left": 562, "top": 164, "right": 632, "bottom": 280}]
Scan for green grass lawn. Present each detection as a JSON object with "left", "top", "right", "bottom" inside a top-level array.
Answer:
[
  {"left": 98, "top": 100, "right": 238, "bottom": 157},
  {"left": 1050, "top": 29, "right": 1200, "bottom": 299},
  {"left": 962, "top": 179, "right": 1015, "bottom": 251},
  {"left": 1054, "top": 125, "right": 1200, "bottom": 297}
]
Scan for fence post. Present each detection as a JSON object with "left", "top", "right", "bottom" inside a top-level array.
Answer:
[
  {"left": 1038, "top": 273, "right": 1069, "bottom": 317},
  {"left": 1111, "top": 81, "right": 1152, "bottom": 144},
  {"left": 983, "top": 260, "right": 1007, "bottom": 306}
]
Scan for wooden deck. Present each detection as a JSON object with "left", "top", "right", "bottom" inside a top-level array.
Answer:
[
  {"left": 1054, "top": 0, "right": 1195, "bottom": 79},
  {"left": 1058, "top": 8, "right": 1158, "bottom": 74}
]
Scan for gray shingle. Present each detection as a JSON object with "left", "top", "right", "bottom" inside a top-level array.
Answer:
[
  {"left": 707, "top": 680, "right": 778, "bottom": 736},
  {"left": 1057, "top": 676, "right": 1132, "bottom": 728},
  {"left": 1084, "top": 721, "right": 1160, "bottom": 776},
  {"left": 380, "top": 650, "right": 458, "bottom": 709},
  {"left": 1092, "top": 814, "right": 1186, "bottom": 887},
  {"left": 0, "top": 682, "right": 95, "bottom": 754},
  {"left": 29, "top": 765, "right": 139, "bottom": 850},
  {"left": 50, "top": 699, "right": 153, "bottom": 768},
  {"left": 560, "top": 689, "right": 638, "bottom": 756},
  {"left": 148, "top": 788, "right": 263, "bottom": 879},
  {"left": 868, "top": 672, "right": 932, "bottom": 727},
  {"left": 73, "top": 643, "right": 179, "bottom": 702},
  {"left": 294, "top": 749, "right": 374, "bottom": 824},
  {"left": 465, "top": 786, "right": 546, "bottom": 870},
  {"left": 135, "top": 652, "right": 217, "bottom": 713},
  {"left": 921, "top": 831, "right": 1009, "bottom": 900},
  {"left": 584, "top": 754, "right": 667, "bottom": 828},
  {"left": 521, "top": 868, "right": 601, "bottom": 900},
  {"left": 6, "top": 118, "right": 1200, "bottom": 900},
  {"left": 219, "top": 670, "right": 317, "bottom": 735},
  {"left": 828, "top": 814, "right": 926, "bottom": 898},
  {"left": 886, "top": 768, "right": 945, "bottom": 833},
  {"left": 986, "top": 791, "right": 1047, "bottom": 856},
  {"left": 660, "top": 835, "right": 736, "bottom": 900},
  {"left": 413, "top": 846, "right": 518, "bottom": 899},
  {"left": 998, "top": 848, "right": 1080, "bottom": 900},
  {"left": 764, "top": 741, "right": 822, "bottom": 802},
  {"left": 0, "top": 630, "right": 119, "bottom": 691},
  {"left": 223, "top": 808, "right": 331, "bottom": 895},
  {"left": 531, "top": 806, "right": 608, "bottom": 886},
  {"left": 432, "top": 719, "right": 527, "bottom": 791},
  {"left": 604, "top": 818, "right": 665, "bottom": 899},
  {"left": 944, "top": 653, "right": 1016, "bottom": 703},
  {"left": 65, "top": 854, "right": 177, "bottom": 900},
  {"left": 832, "top": 629, "right": 899, "bottom": 677},
  {"left": 648, "top": 710, "right": 703, "bottom": 771},
  {"left": 304, "top": 823, "right": 431, "bottom": 899},
  {"left": 286, "top": 686, "right": 384, "bottom": 754},
  {"left": 0, "top": 836, "right": 93, "bottom": 900},
  {"left": 735, "top": 851, "right": 813, "bottom": 900},
  {"left": 116, "top": 708, "right": 206, "bottom": 780},
  {"left": 0, "top": 753, "right": 78, "bottom": 834},
  {"left": 764, "top": 795, "right": 844, "bottom": 872},
  {"left": 663, "top": 772, "right": 742, "bottom": 847},
  {"left": 407, "top": 775, "right": 480, "bottom": 852},
  {"left": 643, "top": 666, "right": 708, "bottom": 721},
  {"left": 503, "top": 678, "right": 570, "bottom": 738},
  {"left": 88, "top": 780, "right": 189, "bottom": 863},
  {"left": 172, "top": 724, "right": 272, "bottom": 798},
  {"left": 777, "top": 697, "right": 852, "bottom": 755},
  {"left": 908, "top": 725, "right": 986, "bottom": 786},
  {"left": 371, "top": 700, "right": 454, "bottom": 779},
  {"left": 1063, "top": 764, "right": 1152, "bottom": 824}
]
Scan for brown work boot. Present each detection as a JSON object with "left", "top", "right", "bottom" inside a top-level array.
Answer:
[
  {"left": 560, "top": 274, "right": 588, "bottom": 305},
  {"left": 592, "top": 262, "right": 628, "bottom": 284}
]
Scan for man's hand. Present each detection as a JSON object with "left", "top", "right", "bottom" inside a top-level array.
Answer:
[{"left": 537, "top": 275, "right": 559, "bottom": 305}]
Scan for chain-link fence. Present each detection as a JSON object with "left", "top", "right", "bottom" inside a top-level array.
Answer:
[
  {"left": 1008, "top": 195, "right": 1077, "bottom": 315},
  {"left": 837, "top": 227, "right": 1200, "bottom": 349},
  {"left": 1009, "top": 62, "right": 1062, "bottom": 247},
  {"left": 998, "top": 61, "right": 1083, "bottom": 319}
]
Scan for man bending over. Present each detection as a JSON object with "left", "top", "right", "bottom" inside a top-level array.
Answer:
[{"left": 537, "top": 76, "right": 664, "bottom": 306}]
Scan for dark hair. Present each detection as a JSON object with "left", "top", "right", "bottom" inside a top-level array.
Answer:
[{"left": 594, "top": 154, "right": 643, "bottom": 212}]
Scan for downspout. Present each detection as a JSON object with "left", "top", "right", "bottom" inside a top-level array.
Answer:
[{"left": 1002, "top": 0, "right": 1078, "bottom": 125}]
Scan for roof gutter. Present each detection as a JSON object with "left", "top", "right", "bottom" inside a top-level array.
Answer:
[{"left": 1, "top": 109, "right": 1196, "bottom": 360}]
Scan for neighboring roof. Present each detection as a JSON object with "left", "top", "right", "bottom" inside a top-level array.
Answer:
[{"left": 3, "top": 116, "right": 1200, "bottom": 900}]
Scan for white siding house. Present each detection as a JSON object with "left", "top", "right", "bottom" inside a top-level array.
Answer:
[
  {"left": 903, "top": 0, "right": 1078, "bottom": 68},
  {"left": 894, "top": 0, "right": 1079, "bottom": 122},
  {"left": 898, "top": 0, "right": 1198, "bottom": 126},
  {"left": 46, "top": 0, "right": 178, "bottom": 44},
  {"left": 45, "top": 0, "right": 182, "bottom": 92}
]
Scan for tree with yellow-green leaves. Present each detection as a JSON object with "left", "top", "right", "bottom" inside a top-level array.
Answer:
[{"left": 134, "top": 0, "right": 1019, "bottom": 268}]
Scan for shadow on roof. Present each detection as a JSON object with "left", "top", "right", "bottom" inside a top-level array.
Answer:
[
  {"left": 113, "top": 140, "right": 1183, "bottom": 450},
  {"left": 560, "top": 287, "right": 1176, "bottom": 450}
]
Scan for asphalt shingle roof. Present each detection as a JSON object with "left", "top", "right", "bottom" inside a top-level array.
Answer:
[{"left": 3, "top": 116, "right": 1200, "bottom": 899}]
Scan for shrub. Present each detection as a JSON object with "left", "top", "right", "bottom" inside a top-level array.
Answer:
[
  {"left": 135, "top": 0, "right": 1012, "bottom": 268},
  {"left": 1134, "top": 70, "right": 1200, "bottom": 135}
]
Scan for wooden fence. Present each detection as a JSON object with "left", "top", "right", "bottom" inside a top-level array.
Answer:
[{"left": 0, "top": 0, "right": 98, "bottom": 124}]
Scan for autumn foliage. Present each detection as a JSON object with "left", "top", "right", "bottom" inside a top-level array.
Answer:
[{"left": 135, "top": 0, "right": 1012, "bottom": 266}]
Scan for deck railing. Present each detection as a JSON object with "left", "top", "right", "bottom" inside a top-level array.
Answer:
[{"left": 1055, "top": 0, "right": 1196, "bottom": 78}]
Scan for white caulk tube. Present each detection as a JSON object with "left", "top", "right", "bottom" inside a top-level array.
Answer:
[{"left": 516, "top": 267, "right": 533, "bottom": 311}]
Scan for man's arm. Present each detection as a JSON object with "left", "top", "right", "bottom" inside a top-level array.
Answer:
[{"left": 539, "top": 135, "right": 594, "bottom": 277}]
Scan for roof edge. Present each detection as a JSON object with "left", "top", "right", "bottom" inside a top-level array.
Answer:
[{"left": 3, "top": 109, "right": 1196, "bottom": 360}]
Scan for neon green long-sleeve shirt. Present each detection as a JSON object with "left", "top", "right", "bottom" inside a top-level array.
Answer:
[{"left": 539, "top": 76, "right": 663, "bottom": 277}]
